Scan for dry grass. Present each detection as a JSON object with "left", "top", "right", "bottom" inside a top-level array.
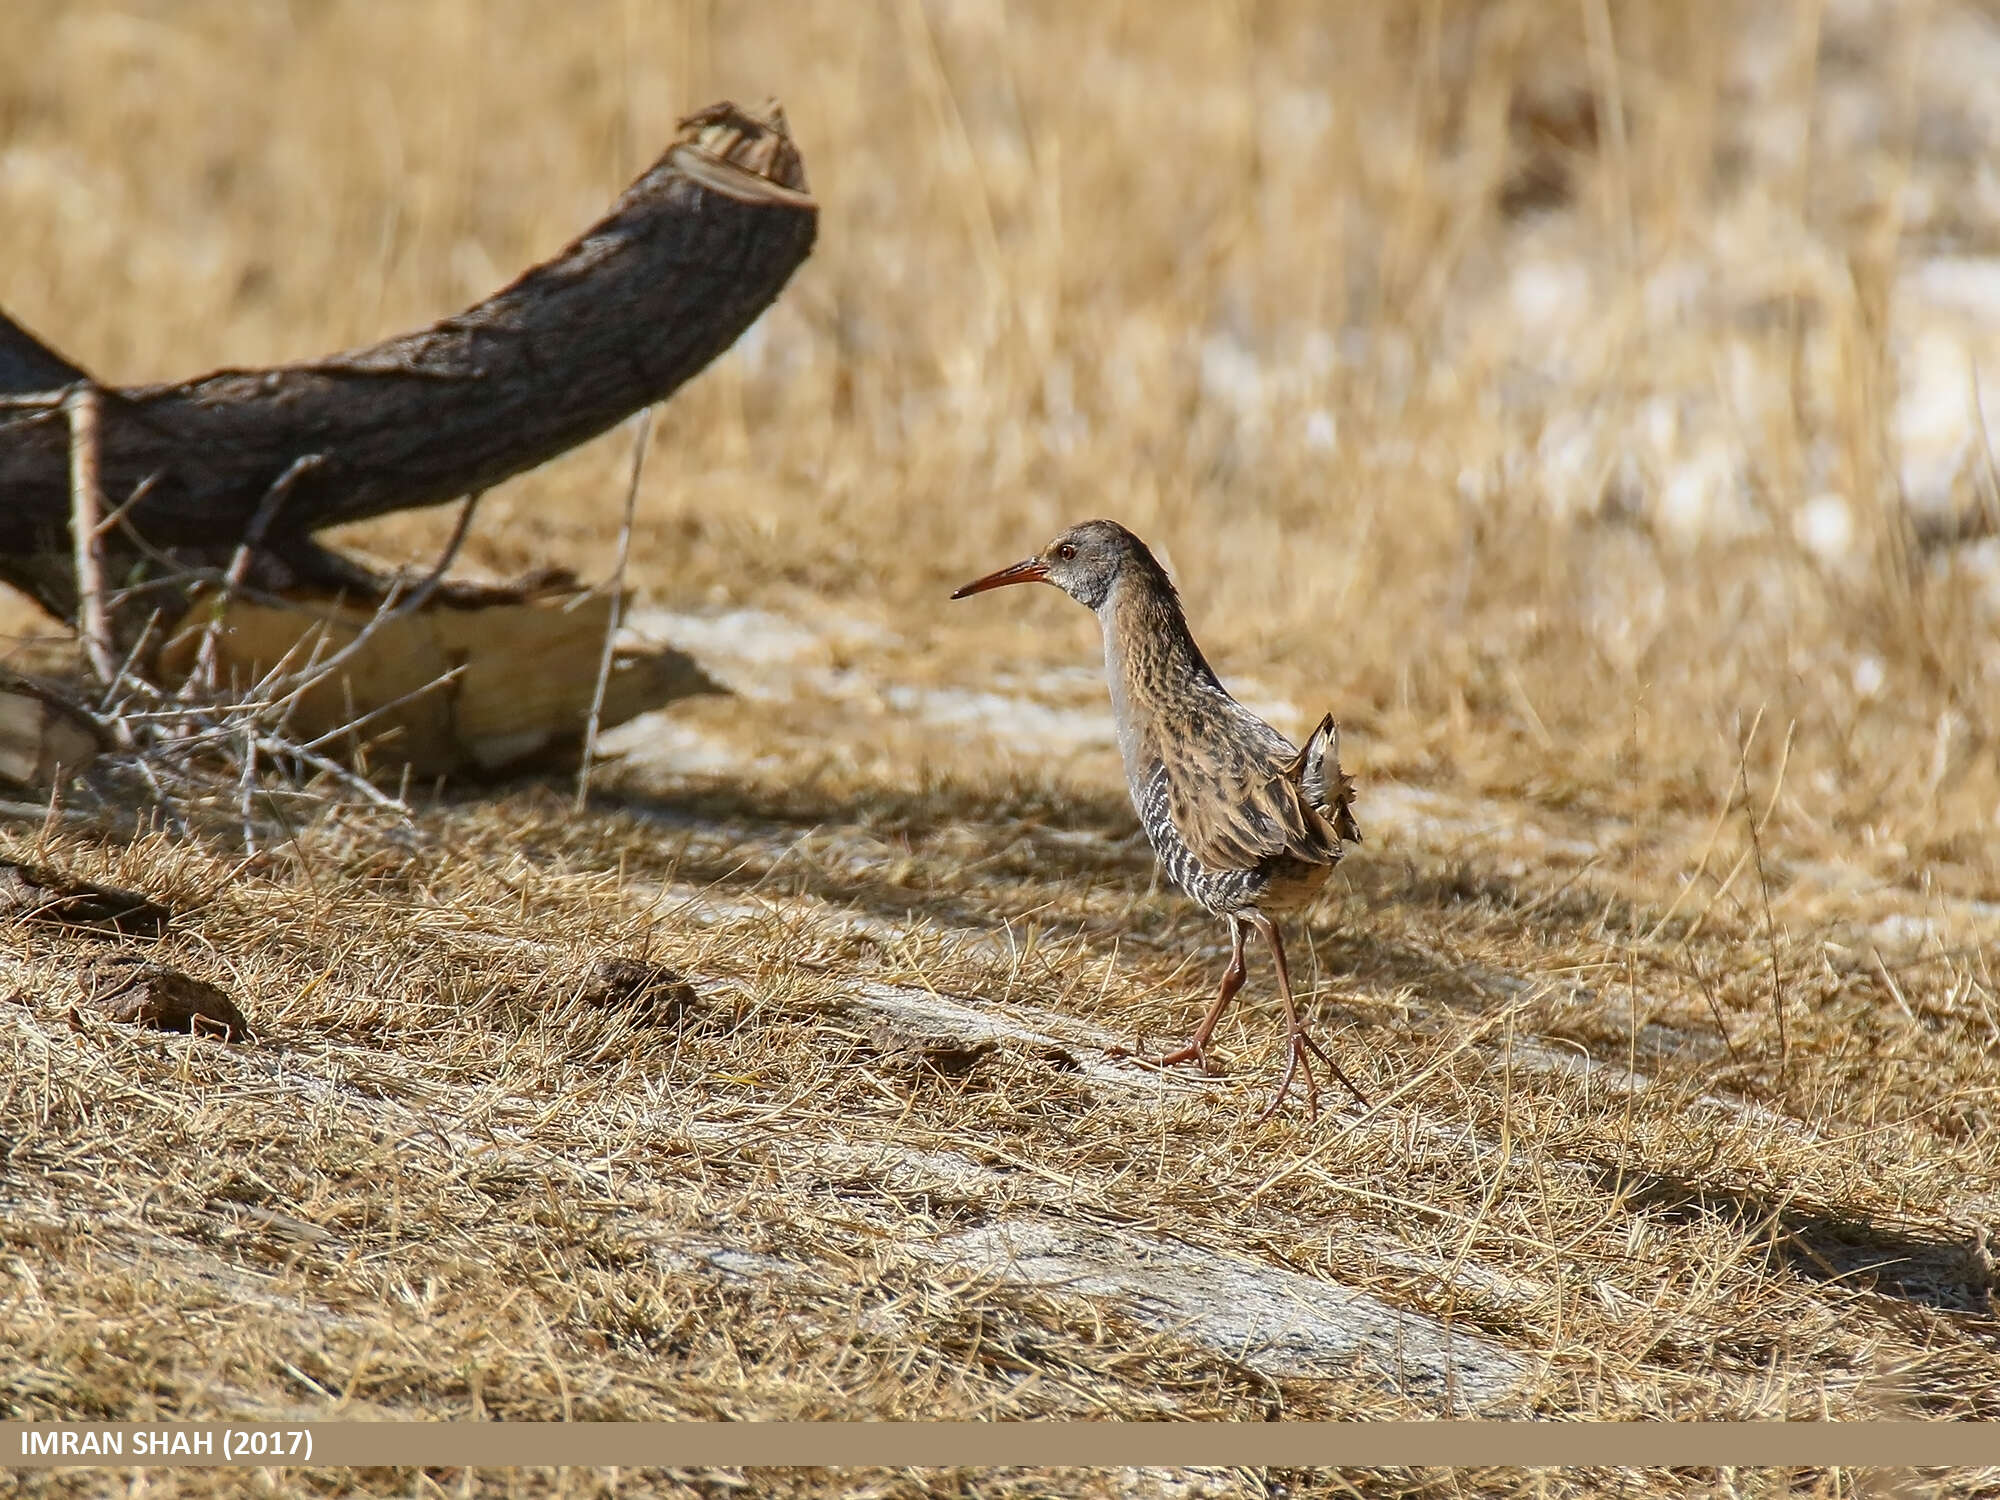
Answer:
[{"left": 8, "top": 0, "right": 2000, "bottom": 1496}]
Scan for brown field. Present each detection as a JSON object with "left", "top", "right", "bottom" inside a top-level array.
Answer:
[{"left": 7, "top": 0, "right": 2000, "bottom": 1495}]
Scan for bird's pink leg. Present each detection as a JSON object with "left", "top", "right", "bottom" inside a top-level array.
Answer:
[
  {"left": 1154, "top": 915, "right": 1247, "bottom": 1070},
  {"left": 1247, "top": 910, "right": 1368, "bottom": 1123},
  {"left": 1107, "top": 916, "right": 1245, "bottom": 1073}
]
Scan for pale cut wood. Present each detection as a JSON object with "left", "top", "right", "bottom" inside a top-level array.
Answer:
[
  {"left": 0, "top": 674, "right": 104, "bottom": 789},
  {"left": 153, "top": 589, "right": 726, "bottom": 778}
]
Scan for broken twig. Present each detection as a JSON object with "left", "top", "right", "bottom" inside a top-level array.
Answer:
[{"left": 63, "top": 384, "right": 121, "bottom": 693}]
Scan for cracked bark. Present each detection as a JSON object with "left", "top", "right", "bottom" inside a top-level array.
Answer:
[{"left": 0, "top": 100, "right": 817, "bottom": 630}]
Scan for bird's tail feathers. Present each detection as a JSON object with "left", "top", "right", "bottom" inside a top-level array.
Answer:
[{"left": 1294, "top": 712, "right": 1362, "bottom": 844}]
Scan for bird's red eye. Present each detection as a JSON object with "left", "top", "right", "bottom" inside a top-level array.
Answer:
[{"left": 1056, "top": 544, "right": 1077, "bottom": 561}]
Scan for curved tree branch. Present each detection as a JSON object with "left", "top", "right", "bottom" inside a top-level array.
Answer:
[
  {"left": 0, "top": 315, "right": 89, "bottom": 396},
  {"left": 0, "top": 99, "right": 816, "bottom": 624}
]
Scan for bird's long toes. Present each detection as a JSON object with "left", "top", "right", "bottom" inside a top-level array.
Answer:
[
  {"left": 1296, "top": 1039, "right": 1322, "bottom": 1121},
  {"left": 1258, "top": 1045, "right": 1304, "bottom": 1123},
  {"left": 1297, "top": 1026, "right": 1370, "bottom": 1112},
  {"left": 1104, "top": 1040, "right": 1213, "bottom": 1074}
]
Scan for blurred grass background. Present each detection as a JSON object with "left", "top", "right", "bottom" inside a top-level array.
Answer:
[{"left": 7, "top": 0, "right": 1999, "bottom": 880}]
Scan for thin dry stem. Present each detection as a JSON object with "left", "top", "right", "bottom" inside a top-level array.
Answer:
[
  {"left": 575, "top": 406, "right": 653, "bottom": 812},
  {"left": 189, "top": 452, "right": 326, "bottom": 697}
]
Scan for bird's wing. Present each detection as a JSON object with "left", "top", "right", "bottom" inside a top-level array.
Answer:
[{"left": 1159, "top": 716, "right": 1343, "bottom": 873}]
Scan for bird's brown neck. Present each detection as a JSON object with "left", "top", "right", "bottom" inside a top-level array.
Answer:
[{"left": 1099, "top": 559, "right": 1222, "bottom": 780}]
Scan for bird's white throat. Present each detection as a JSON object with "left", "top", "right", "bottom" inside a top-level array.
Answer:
[{"left": 1094, "top": 577, "right": 1150, "bottom": 789}]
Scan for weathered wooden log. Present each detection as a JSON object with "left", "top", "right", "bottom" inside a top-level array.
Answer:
[{"left": 0, "top": 100, "right": 816, "bottom": 626}]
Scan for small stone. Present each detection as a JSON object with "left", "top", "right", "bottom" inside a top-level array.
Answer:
[{"left": 85, "top": 959, "right": 252, "bottom": 1042}]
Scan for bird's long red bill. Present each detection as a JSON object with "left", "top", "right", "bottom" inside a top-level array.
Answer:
[{"left": 950, "top": 558, "right": 1048, "bottom": 598}]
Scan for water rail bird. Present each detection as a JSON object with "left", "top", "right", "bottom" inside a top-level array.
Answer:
[{"left": 952, "top": 519, "right": 1366, "bottom": 1120}]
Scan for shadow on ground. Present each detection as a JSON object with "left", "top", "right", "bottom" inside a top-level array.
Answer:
[
  {"left": 1589, "top": 1158, "right": 2000, "bottom": 1323},
  {"left": 590, "top": 779, "right": 1539, "bottom": 1023}
]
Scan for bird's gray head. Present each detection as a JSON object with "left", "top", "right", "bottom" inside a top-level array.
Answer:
[{"left": 950, "top": 519, "right": 1160, "bottom": 613}]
